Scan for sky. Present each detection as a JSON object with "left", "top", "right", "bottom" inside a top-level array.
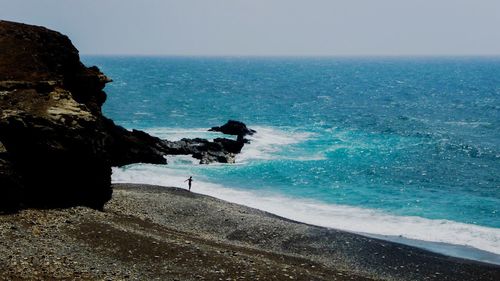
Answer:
[{"left": 1, "top": 0, "right": 500, "bottom": 56}]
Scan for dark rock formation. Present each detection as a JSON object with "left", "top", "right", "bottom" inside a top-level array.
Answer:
[
  {"left": 0, "top": 21, "right": 254, "bottom": 212},
  {"left": 0, "top": 145, "right": 22, "bottom": 213},
  {"left": 0, "top": 21, "right": 167, "bottom": 211},
  {"left": 0, "top": 21, "right": 108, "bottom": 210},
  {"left": 213, "top": 137, "right": 245, "bottom": 154},
  {"left": 163, "top": 121, "right": 257, "bottom": 164},
  {"left": 104, "top": 121, "right": 169, "bottom": 167},
  {"left": 164, "top": 138, "right": 239, "bottom": 164},
  {"left": 209, "top": 120, "right": 256, "bottom": 141}
]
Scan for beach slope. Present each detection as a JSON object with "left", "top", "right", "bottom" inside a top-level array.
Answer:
[{"left": 1, "top": 183, "right": 499, "bottom": 281}]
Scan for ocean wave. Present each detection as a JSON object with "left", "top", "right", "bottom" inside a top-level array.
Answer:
[
  {"left": 133, "top": 112, "right": 152, "bottom": 116},
  {"left": 443, "top": 121, "right": 493, "bottom": 128},
  {"left": 142, "top": 125, "right": 320, "bottom": 162},
  {"left": 165, "top": 155, "right": 201, "bottom": 166},
  {"left": 435, "top": 138, "right": 499, "bottom": 160},
  {"left": 237, "top": 126, "right": 319, "bottom": 162},
  {"left": 143, "top": 127, "right": 229, "bottom": 141},
  {"left": 112, "top": 163, "right": 500, "bottom": 263}
]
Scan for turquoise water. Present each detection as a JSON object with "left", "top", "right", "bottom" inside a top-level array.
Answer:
[{"left": 83, "top": 56, "right": 500, "bottom": 260}]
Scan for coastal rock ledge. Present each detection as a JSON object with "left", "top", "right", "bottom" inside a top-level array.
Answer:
[{"left": 0, "top": 20, "right": 252, "bottom": 212}]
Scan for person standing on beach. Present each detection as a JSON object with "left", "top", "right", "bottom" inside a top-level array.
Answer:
[{"left": 184, "top": 176, "right": 193, "bottom": 191}]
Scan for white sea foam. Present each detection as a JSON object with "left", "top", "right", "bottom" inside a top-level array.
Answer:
[
  {"left": 444, "top": 121, "right": 492, "bottom": 128},
  {"left": 144, "top": 127, "right": 227, "bottom": 141},
  {"left": 112, "top": 164, "right": 500, "bottom": 264},
  {"left": 237, "top": 126, "right": 320, "bottom": 162},
  {"left": 133, "top": 112, "right": 152, "bottom": 116},
  {"left": 165, "top": 155, "right": 200, "bottom": 166},
  {"left": 144, "top": 126, "right": 322, "bottom": 162}
]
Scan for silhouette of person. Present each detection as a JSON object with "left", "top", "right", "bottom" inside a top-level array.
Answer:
[{"left": 184, "top": 176, "right": 193, "bottom": 191}]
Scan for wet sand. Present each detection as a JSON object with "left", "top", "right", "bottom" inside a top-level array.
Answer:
[{"left": 1, "top": 183, "right": 499, "bottom": 280}]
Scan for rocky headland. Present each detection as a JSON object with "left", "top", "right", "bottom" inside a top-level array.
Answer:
[{"left": 0, "top": 20, "right": 252, "bottom": 212}]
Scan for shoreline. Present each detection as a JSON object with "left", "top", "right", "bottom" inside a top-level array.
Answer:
[
  {"left": 361, "top": 233, "right": 500, "bottom": 267},
  {"left": 113, "top": 163, "right": 500, "bottom": 266},
  {"left": 195, "top": 182, "right": 500, "bottom": 265},
  {"left": 133, "top": 183, "right": 500, "bottom": 267},
  {"left": 110, "top": 184, "right": 500, "bottom": 276},
  {"left": 2, "top": 183, "right": 498, "bottom": 280}
]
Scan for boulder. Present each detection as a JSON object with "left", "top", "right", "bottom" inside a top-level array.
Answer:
[
  {"left": 209, "top": 120, "right": 256, "bottom": 138},
  {"left": 213, "top": 138, "right": 245, "bottom": 154}
]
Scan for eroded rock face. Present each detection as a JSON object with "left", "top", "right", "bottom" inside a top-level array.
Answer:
[
  {"left": 0, "top": 21, "right": 166, "bottom": 211},
  {"left": 209, "top": 120, "right": 256, "bottom": 139},
  {"left": 0, "top": 21, "right": 114, "bottom": 210},
  {"left": 0, "top": 148, "right": 22, "bottom": 213}
]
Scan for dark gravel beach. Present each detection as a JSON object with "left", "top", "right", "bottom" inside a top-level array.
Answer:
[{"left": 1, "top": 183, "right": 499, "bottom": 281}]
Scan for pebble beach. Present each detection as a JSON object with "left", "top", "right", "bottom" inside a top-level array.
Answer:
[{"left": 1, "top": 184, "right": 499, "bottom": 281}]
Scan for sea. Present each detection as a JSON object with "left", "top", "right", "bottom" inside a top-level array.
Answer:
[{"left": 83, "top": 56, "right": 500, "bottom": 265}]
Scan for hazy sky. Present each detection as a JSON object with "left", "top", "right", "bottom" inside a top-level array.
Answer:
[{"left": 1, "top": 0, "right": 500, "bottom": 56}]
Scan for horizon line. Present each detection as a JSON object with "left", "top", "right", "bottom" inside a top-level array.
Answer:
[{"left": 80, "top": 53, "right": 500, "bottom": 59}]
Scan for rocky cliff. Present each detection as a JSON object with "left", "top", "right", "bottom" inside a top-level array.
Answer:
[
  {"left": 0, "top": 21, "right": 108, "bottom": 211},
  {"left": 0, "top": 21, "right": 168, "bottom": 211},
  {"left": 0, "top": 21, "right": 253, "bottom": 212}
]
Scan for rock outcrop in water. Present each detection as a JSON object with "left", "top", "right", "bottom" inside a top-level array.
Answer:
[
  {"left": 165, "top": 120, "right": 257, "bottom": 164},
  {"left": 165, "top": 137, "right": 238, "bottom": 164},
  {"left": 0, "top": 21, "right": 253, "bottom": 212},
  {"left": 209, "top": 120, "right": 256, "bottom": 142}
]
